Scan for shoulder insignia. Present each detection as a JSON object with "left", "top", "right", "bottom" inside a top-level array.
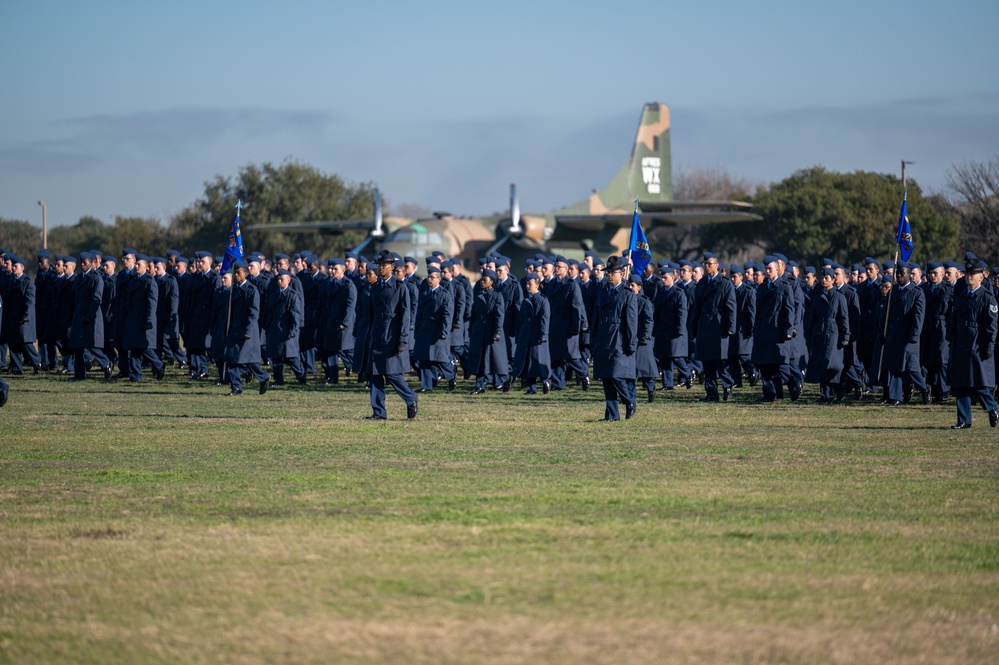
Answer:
[{"left": 990, "top": 304, "right": 998, "bottom": 314}]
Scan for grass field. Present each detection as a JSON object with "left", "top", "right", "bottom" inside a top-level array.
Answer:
[{"left": 1, "top": 368, "right": 998, "bottom": 664}]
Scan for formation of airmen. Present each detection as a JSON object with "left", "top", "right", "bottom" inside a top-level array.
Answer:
[{"left": 1, "top": 244, "right": 997, "bottom": 428}]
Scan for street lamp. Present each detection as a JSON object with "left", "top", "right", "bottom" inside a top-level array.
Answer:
[{"left": 37, "top": 200, "right": 47, "bottom": 249}]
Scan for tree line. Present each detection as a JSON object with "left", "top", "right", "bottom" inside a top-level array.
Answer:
[{"left": 3, "top": 156, "right": 996, "bottom": 273}]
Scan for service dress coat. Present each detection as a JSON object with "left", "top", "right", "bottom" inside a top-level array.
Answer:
[
  {"left": 466, "top": 287, "right": 507, "bottom": 378},
  {"left": 352, "top": 281, "right": 375, "bottom": 374},
  {"left": 413, "top": 284, "right": 454, "bottom": 364},
  {"left": 730, "top": 282, "right": 756, "bottom": 358},
  {"left": 319, "top": 277, "right": 357, "bottom": 355},
  {"left": 634, "top": 292, "right": 658, "bottom": 379},
  {"left": 155, "top": 273, "right": 181, "bottom": 341},
  {"left": 5, "top": 273, "right": 38, "bottom": 344},
  {"left": 751, "top": 277, "right": 796, "bottom": 366},
  {"left": 803, "top": 286, "right": 850, "bottom": 384},
  {"left": 690, "top": 275, "right": 737, "bottom": 362},
  {"left": 546, "top": 276, "right": 586, "bottom": 361},
  {"left": 921, "top": 282, "right": 952, "bottom": 367},
  {"left": 224, "top": 281, "right": 263, "bottom": 365},
  {"left": 653, "top": 284, "right": 688, "bottom": 360},
  {"left": 511, "top": 293, "right": 551, "bottom": 379},
  {"left": 591, "top": 283, "right": 638, "bottom": 380},
  {"left": 883, "top": 284, "right": 925, "bottom": 373},
  {"left": 266, "top": 286, "right": 305, "bottom": 360},
  {"left": 368, "top": 277, "right": 412, "bottom": 376},
  {"left": 69, "top": 269, "right": 105, "bottom": 349},
  {"left": 121, "top": 272, "right": 158, "bottom": 351},
  {"left": 948, "top": 285, "right": 998, "bottom": 389},
  {"left": 208, "top": 286, "right": 230, "bottom": 362}
]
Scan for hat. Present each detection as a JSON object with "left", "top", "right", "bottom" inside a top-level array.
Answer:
[
  {"left": 577, "top": 263, "right": 591, "bottom": 273},
  {"left": 821, "top": 267, "right": 835, "bottom": 278},
  {"left": 103, "top": 255, "right": 117, "bottom": 264},
  {"left": 135, "top": 253, "right": 150, "bottom": 263},
  {"left": 524, "top": 273, "right": 540, "bottom": 283},
  {"left": 364, "top": 263, "right": 377, "bottom": 273},
  {"left": 358, "top": 255, "right": 369, "bottom": 263},
  {"left": 703, "top": 251, "right": 717, "bottom": 261},
  {"left": 10, "top": 255, "right": 26, "bottom": 267},
  {"left": 804, "top": 266, "right": 816, "bottom": 274},
  {"left": 942, "top": 260, "right": 961, "bottom": 270},
  {"left": 328, "top": 258, "right": 345, "bottom": 267},
  {"left": 345, "top": 251, "right": 359, "bottom": 260},
  {"left": 690, "top": 260, "right": 702, "bottom": 269},
  {"left": 122, "top": 247, "right": 138, "bottom": 257},
  {"left": 404, "top": 256, "right": 417, "bottom": 265},
  {"left": 605, "top": 255, "right": 628, "bottom": 273},
  {"left": 925, "top": 260, "right": 942, "bottom": 271},
  {"left": 79, "top": 252, "right": 93, "bottom": 262},
  {"left": 592, "top": 259, "right": 604, "bottom": 269},
  {"left": 175, "top": 256, "right": 189, "bottom": 265},
  {"left": 277, "top": 268, "right": 292, "bottom": 277},
  {"left": 729, "top": 264, "right": 743, "bottom": 275},
  {"left": 821, "top": 257, "right": 834, "bottom": 266},
  {"left": 566, "top": 258, "right": 579, "bottom": 267},
  {"left": 274, "top": 252, "right": 290, "bottom": 261},
  {"left": 214, "top": 256, "right": 223, "bottom": 264},
  {"left": 882, "top": 259, "right": 895, "bottom": 270},
  {"left": 229, "top": 259, "right": 246, "bottom": 270},
  {"left": 426, "top": 266, "right": 441, "bottom": 275},
  {"left": 541, "top": 256, "right": 555, "bottom": 266},
  {"left": 882, "top": 274, "right": 894, "bottom": 284},
  {"left": 195, "top": 250, "right": 213, "bottom": 260},
  {"left": 788, "top": 260, "right": 799, "bottom": 269},
  {"left": 554, "top": 255, "right": 568, "bottom": 266},
  {"left": 773, "top": 253, "right": 788, "bottom": 263},
  {"left": 762, "top": 255, "right": 779, "bottom": 266},
  {"left": 628, "top": 274, "right": 643, "bottom": 285},
  {"left": 374, "top": 249, "right": 396, "bottom": 264},
  {"left": 37, "top": 248, "right": 51, "bottom": 259},
  {"left": 480, "top": 269, "right": 498, "bottom": 281},
  {"left": 151, "top": 256, "right": 167, "bottom": 265},
  {"left": 425, "top": 256, "right": 440, "bottom": 265},
  {"left": 166, "top": 249, "right": 180, "bottom": 257},
  {"left": 494, "top": 257, "right": 510, "bottom": 269},
  {"left": 865, "top": 256, "right": 879, "bottom": 267},
  {"left": 965, "top": 258, "right": 987, "bottom": 274},
  {"left": 393, "top": 260, "right": 405, "bottom": 269},
  {"left": 431, "top": 250, "right": 446, "bottom": 259},
  {"left": 851, "top": 263, "right": 862, "bottom": 272},
  {"left": 440, "top": 259, "right": 454, "bottom": 270}
]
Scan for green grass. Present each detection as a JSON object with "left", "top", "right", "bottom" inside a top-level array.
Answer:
[{"left": 1, "top": 369, "right": 998, "bottom": 664}]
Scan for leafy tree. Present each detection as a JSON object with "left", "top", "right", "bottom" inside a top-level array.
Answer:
[
  {"left": 47, "top": 216, "right": 112, "bottom": 256},
  {"left": 0, "top": 218, "right": 42, "bottom": 265},
  {"left": 702, "top": 167, "right": 959, "bottom": 266},
  {"left": 168, "top": 160, "right": 377, "bottom": 259}
]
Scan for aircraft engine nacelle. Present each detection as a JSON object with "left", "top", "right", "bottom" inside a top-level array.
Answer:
[{"left": 498, "top": 214, "right": 547, "bottom": 249}]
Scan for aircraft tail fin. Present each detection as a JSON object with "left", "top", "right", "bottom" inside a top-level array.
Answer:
[{"left": 557, "top": 102, "right": 673, "bottom": 216}]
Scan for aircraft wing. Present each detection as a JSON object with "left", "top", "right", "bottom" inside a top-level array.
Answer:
[
  {"left": 243, "top": 219, "right": 376, "bottom": 233},
  {"left": 554, "top": 201, "right": 761, "bottom": 230}
]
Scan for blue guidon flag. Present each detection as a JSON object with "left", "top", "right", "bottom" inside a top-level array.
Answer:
[
  {"left": 895, "top": 190, "right": 913, "bottom": 262},
  {"left": 220, "top": 199, "right": 245, "bottom": 273},
  {"left": 629, "top": 199, "right": 652, "bottom": 275}
]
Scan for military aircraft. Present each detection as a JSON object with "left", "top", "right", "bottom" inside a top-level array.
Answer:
[{"left": 245, "top": 102, "right": 760, "bottom": 273}]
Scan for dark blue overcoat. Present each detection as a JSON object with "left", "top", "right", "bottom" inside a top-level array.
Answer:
[
  {"left": 69, "top": 269, "right": 104, "bottom": 348},
  {"left": 591, "top": 284, "right": 638, "bottom": 380},
  {"left": 511, "top": 293, "right": 551, "bottom": 379},
  {"left": 368, "top": 277, "right": 412, "bottom": 376},
  {"left": 466, "top": 287, "right": 507, "bottom": 377}
]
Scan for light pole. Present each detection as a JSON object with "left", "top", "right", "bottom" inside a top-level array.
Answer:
[
  {"left": 901, "top": 160, "right": 915, "bottom": 189},
  {"left": 37, "top": 200, "right": 47, "bottom": 249}
]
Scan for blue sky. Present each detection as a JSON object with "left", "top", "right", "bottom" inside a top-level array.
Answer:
[{"left": 2, "top": 0, "right": 996, "bottom": 229}]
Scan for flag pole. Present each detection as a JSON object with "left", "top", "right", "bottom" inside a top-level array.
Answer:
[
  {"left": 875, "top": 247, "right": 899, "bottom": 387},
  {"left": 221, "top": 199, "right": 243, "bottom": 386}
]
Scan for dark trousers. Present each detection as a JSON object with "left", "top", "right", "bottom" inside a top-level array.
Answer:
[
  {"left": 888, "top": 369, "right": 926, "bottom": 401},
  {"left": 74, "top": 347, "right": 111, "bottom": 379},
  {"left": 300, "top": 346, "right": 316, "bottom": 374},
  {"left": 127, "top": 348, "right": 164, "bottom": 381},
  {"left": 728, "top": 353, "right": 755, "bottom": 387},
  {"left": 272, "top": 356, "right": 305, "bottom": 384},
  {"left": 659, "top": 355, "right": 691, "bottom": 389},
  {"left": 420, "top": 360, "right": 455, "bottom": 390},
  {"left": 924, "top": 362, "right": 950, "bottom": 398},
  {"left": 8, "top": 342, "right": 41, "bottom": 372},
  {"left": 601, "top": 377, "right": 636, "bottom": 420},
  {"left": 159, "top": 337, "right": 185, "bottom": 365},
  {"left": 758, "top": 363, "right": 785, "bottom": 400},
  {"left": 552, "top": 357, "right": 588, "bottom": 390},
  {"left": 228, "top": 363, "right": 269, "bottom": 393},
  {"left": 370, "top": 373, "right": 416, "bottom": 418},
  {"left": 954, "top": 387, "right": 998, "bottom": 425},
  {"left": 701, "top": 359, "right": 734, "bottom": 398}
]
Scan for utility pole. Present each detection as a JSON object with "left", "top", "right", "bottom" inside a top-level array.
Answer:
[{"left": 901, "top": 160, "right": 915, "bottom": 189}]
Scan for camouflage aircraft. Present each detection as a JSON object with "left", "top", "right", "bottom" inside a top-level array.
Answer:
[{"left": 245, "top": 102, "right": 760, "bottom": 274}]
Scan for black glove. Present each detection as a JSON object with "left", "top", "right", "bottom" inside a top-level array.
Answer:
[
  {"left": 440, "top": 333, "right": 448, "bottom": 340},
  {"left": 493, "top": 331, "right": 502, "bottom": 342},
  {"left": 397, "top": 342, "right": 407, "bottom": 354},
  {"left": 624, "top": 348, "right": 635, "bottom": 356},
  {"left": 539, "top": 338, "right": 547, "bottom": 344},
  {"left": 638, "top": 339, "right": 648, "bottom": 346},
  {"left": 838, "top": 339, "right": 848, "bottom": 348},
  {"left": 581, "top": 327, "right": 588, "bottom": 333},
  {"left": 983, "top": 347, "right": 994, "bottom": 360},
  {"left": 287, "top": 331, "right": 296, "bottom": 339}
]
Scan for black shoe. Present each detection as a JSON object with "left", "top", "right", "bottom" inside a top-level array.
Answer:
[
  {"left": 418, "top": 388, "right": 432, "bottom": 393},
  {"left": 226, "top": 389, "right": 243, "bottom": 396},
  {"left": 684, "top": 375, "right": 693, "bottom": 390},
  {"left": 625, "top": 402, "right": 636, "bottom": 419},
  {"left": 817, "top": 396, "right": 831, "bottom": 403},
  {"left": 448, "top": 378, "right": 456, "bottom": 392},
  {"left": 648, "top": 390, "right": 656, "bottom": 403},
  {"left": 33, "top": 364, "right": 42, "bottom": 375},
  {"left": 344, "top": 369, "right": 351, "bottom": 377},
  {"left": 920, "top": 390, "right": 929, "bottom": 405},
  {"left": 542, "top": 381, "right": 551, "bottom": 395},
  {"left": 723, "top": 386, "right": 733, "bottom": 401},
  {"left": 903, "top": 385, "right": 913, "bottom": 404},
  {"left": 990, "top": 409, "right": 998, "bottom": 428},
  {"left": 297, "top": 375, "right": 307, "bottom": 385},
  {"left": 581, "top": 376, "right": 590, "bottom": 391},
  {"left": 364, "top": 414, "right": 386, "bottom": 420},
  {"left": 951, "top": 422, "right": 972, "bottom": 429},
  {"left": 407, "top": 398, "right": 418, "bottom": 420},
  {"left": 0, "top": 385, "right": 7, "bottom": 408},
  {"left": 524, "top": 389, "right": 537, "bottom": 395},
  {"left": 601, "top": 417, "right": 620, "bottom": 422},
  {"left": 789, "top": 382, "right": 802, "bottom": 402},
  {"left": 749, "top": 373, "right": 759, "bottom": 387},
  {"left": 470, "top": 388, "right": 484, "bottom": 395},
  {"left": 699, "top": 395, "right": 719, "bottom": 402},
  {"left": 154, "top": 365, "right": 165, "bottom": 380},
  {"left": 756, "top": 397, "right": 778, "bottom": 403},
  {"left": 103, "top": 365, "right": 113, "bottom": 381},
  {"left": 198, "top": 372, "right": 210, "bottom": 380},
  {"left": 259, "top": 378, "right": 270, "bottom": 395},
  {"left": 854, "top": 384, "right": 863, "bottom": 400},
  {"left": 882, "top": 399, "right": 901, "bottom": 406},
  {"left": 501, "top": 379, "right": 511, "bottom": 393}
]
